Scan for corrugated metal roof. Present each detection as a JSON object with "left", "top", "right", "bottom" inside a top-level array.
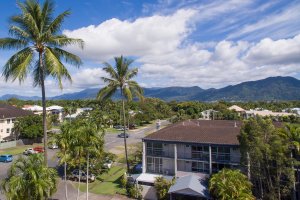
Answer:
[{"left": 169, "top": 174, "right": 210, "bottom": 198}]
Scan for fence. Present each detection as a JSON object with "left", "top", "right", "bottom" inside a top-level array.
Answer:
[{"left": 0, "top": 140, "right": 17, "bottom": 149}]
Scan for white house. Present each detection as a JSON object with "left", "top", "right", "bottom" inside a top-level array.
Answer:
[
  {"left": 200, "top": 109, "right": 218, "bottom": 120},
  {"left": 0, "top": 104, "right": 33, "bottom": 141}
]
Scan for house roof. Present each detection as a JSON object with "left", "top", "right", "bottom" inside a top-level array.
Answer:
[
  {"left": 168, "top": 174, "right": 210, "bottom": 198},
  {"left": 246, "top": 110, "right": 295, "bottom": 117},
  {"left": 144, "top": 120, "right": 242, "bottom": 145},
  {"left": 228, "top": 105, "right": 245, "bottom": 112},
  {"left": 0, "top": 104, "right": 33, "bottom": 119},
  {"left": 47, "top": 105, "right": 63, "bottom": 111},
  {"left": 23, "top": 105, "right": 43, "bottom": 111}
]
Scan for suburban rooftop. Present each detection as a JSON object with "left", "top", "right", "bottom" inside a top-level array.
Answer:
[
  {"left": 0, "top": 103, "right": 33, "bottom": 119},
  {"left": 144, "top": 120, "right": 242, "bottom": 145}
]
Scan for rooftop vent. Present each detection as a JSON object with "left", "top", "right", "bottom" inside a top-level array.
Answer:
[{"left": 234, "top": 122, "right": 237, "bottom": 128}]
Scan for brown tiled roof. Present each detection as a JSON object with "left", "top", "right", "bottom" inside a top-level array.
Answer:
[
  {"left": 144, "top": 120, "right": 242, "bottom": 145},
  {"left": 0, "top": 104, "right": 33, "bottom": 119}
]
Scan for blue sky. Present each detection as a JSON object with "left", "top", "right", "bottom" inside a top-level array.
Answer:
[{"left": 0, "top": 0, "right": 300, "bottom": 97}]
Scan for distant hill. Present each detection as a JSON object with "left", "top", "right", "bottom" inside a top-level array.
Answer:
[
  {"left": 0, "top": 94, "right": 41, "bottom": 101},
  {"left": 192, "top": 76, "right": 300, "bottom": 101},
  {"left": 1, "top": 76, "right": 299, "bottom": 101}
]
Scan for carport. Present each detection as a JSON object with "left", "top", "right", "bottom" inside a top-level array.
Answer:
[{"left": 168, "top": 174, "right": 210, "bottom": 200}]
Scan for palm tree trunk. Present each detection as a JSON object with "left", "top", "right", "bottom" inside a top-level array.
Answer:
[
  {"left": 122, "top": 99, "right": 130, "bottom": 172},
  {"left": 39, "top": 52, "right": 48, "bottom": 167},
  {"left": 64, "top": 161, "right": 68, "bottom": 200},
  {"left": 76, "top": 164, "right": 81, "bottom": 200},
  {"left": 86, "top": 152, "right": 89, "bottom": 200}
]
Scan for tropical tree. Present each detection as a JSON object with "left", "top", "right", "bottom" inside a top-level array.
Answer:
[
  {"left": 1, "top": 154, "right": 57, "bottom": 200},
  {"left": 51, "top": 122, "right": 73, "bottom": 200},
  {"left": 75, "top": 119, "right": 104, "bottom": 200},
  {"left": 0, "top": 0, "right": 84, "bottom": 166},
  {"left": 97, "top": 56, "right": 144, "bottom": 172},
  {"left": 209, "top": 169, "right": 254, "bottom": 200},
  {"left": 154, "top": 176, "right": 175, "bottom": 200}
]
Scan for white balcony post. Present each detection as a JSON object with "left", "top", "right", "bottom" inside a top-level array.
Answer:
[
  {"left": 209, "top": 145, "right": 212, "bottom": 175},
  {"left": 142, "top": 141, "right": 146, "bottom": 173},
  {"left": 174, "top": 144, "right": 177, "bottom": 176}
]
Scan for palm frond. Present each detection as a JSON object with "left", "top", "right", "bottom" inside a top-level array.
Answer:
[
  {"left": 52, "top": 47, "right": 82, "bottom": 67},
  {"left": 48, "top": 35, "right": 84, "bottom": 48},
  {"left": 46, "top": 10, "right": 70, "bottom": 34},
  {"left": 97, "top": 85, "right": 117, "bottom": 101},
  {"left": 123, "top": 86, "right": 133, "bottom": 101},
  {"left": 126, "top": 68, "right": 138, "bottom": 80},
  {"left": 44, "top": 47, "right": 72, "bottom": 88},
  {"left": 0, "top": 38, "right": 28, "bottom": 50},
  {"left": 102, "top": 63, "right": 118, "bottom": 80},
  {"left": 2, "top": 47, "right": 34, "bottom": 82},
  {"left": 9, "top": 25, "right": 30, "bottom": 41}
]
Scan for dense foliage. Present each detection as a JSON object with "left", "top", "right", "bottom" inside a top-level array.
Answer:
[
  {"left": 154, "top": 177, "right": 176, "bottom": 200},
  {"left": 209, "top": 169, "right": 254, "bottom": 200},
  {"left": 239, "top": 117, "right": 295, "bottom": 199},
  {"left": 15, "top": 115, "right": 43, "bottom": 139},
  {"left": 1, "top": 154, "right": 57, "bottom": 200}
]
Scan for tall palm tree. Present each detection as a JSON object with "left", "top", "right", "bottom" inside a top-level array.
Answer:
[
  {"left": 97, "top": 56, "right": 143, "bottom": 172},
  {"left": 73, "top": 119, "right": 104, "bottom": 200},
  {"left": 0, "top": 0, "right": 84, "bottom": 166},
  {"left": 209, "top": 169, "right": 254, "bottom": 200},
  {"left": 51, "top": 122, "right": 73, "bottom": 200},
  {"left": 1, "top": 154, "right": 57, "bottom": 200}
]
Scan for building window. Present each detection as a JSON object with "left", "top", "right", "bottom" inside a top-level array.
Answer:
[
  {"left": 191, "top": 162, "right": 209, "bottom": 173},
  {"left": 12, "top": 119, "right": 16, "bottom": 123},
  {"left": 146, "top": 157, "right": 163, "bottom": 174},
  {"left": 212, "top": 146, "right": 231, "bottom": 162},
  {"left": 191, "top": 145, "right": 209, "bottom": 161},
  {"left": 6, "top": 128, "right": 10, "bottom": 133},
  {"left": 0, "top": 120, "right": 4, "bottom": 123},
  {"left": 146, "top": 142, "right": 163, "bottom": 156},
  {"left": 0, "top": 129, "right": 3, "bottom": 133},
  {"left": 7, "top": 119, "right": 10, "bottom": 124}
]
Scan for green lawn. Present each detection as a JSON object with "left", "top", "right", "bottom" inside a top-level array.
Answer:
[
  {"left": 105, "top": 127, "right": 122, "bottom": 134},
  {"left": 73, "top": 166, "right": 127, "bottom": 195},
  {"left": 0, "top": 144, "right": 41, "bottom": 155}
]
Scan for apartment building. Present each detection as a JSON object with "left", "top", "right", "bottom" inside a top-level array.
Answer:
[
  {"left": 137, "top": 120, "right": 241, "bottom": 200},
  {"left": 0, "top": 104, "right": 33, "bottom": 141}
]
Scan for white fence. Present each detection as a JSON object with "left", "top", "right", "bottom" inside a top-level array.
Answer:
[{"left": 0, "top": 140, "right": 17, "bottom": 150}]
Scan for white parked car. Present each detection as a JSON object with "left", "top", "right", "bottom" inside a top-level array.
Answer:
[
  {"left": 49, "top": 144, "right": 58, "bottom": 149},
  {"left": 23, "top": 148, "right": 37, "bottom": 155},
  {"left": 103, "top": 160, "right": 113, "bottom": 169}
]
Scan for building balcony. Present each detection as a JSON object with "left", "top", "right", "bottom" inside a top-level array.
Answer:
[{"left": 146, "top": 150, "right": 174, "bottom": 158}]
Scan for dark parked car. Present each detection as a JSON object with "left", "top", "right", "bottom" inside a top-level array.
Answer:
[
  {"left": 118, "top": 133, "right": 129, "bottom": 138},
  {"left": 129, "top": 124, "right": 137, "bottom": 129}
]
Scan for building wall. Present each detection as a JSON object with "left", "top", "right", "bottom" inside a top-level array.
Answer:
[
  {"left": 177, "top": 144, "right": 191, "bottom": 159},
  {"left": 230, "top": 147, "right": 241, "bottom": 163},
  {"left": 0, "top": 118, "right": 15, "bottom": 141}
]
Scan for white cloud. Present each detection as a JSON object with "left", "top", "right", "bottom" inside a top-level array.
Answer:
[
  {"left": 63, "top": 9, "right": 197, "bottom": 61},
  {"left": 244, "top": 34, "right": 300, "bottom": 65}
]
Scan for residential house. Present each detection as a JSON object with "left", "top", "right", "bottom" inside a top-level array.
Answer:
[
  {"left": 23, "top": 105, "right": 64, "bottom": 122},
  {"left": 47, "top": 105, "right": 64, "bottom": 122},
  {"left": 0, "top": 104, "right": 33, "bottom": 141},
  {"left": 245, "top": 109, "right": 295, "bottom": 119},
  {"left": 135, "top": 120, "right": 241, "bottom": 200},
  {"left": 64, "top": 107, "right": 93, "bottom": 120},
  {"left": 200, "top": 109, "right": 218, "bottom": 120}
]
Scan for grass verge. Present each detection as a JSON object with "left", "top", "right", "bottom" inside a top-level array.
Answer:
[
  {"left": 73, "top": 166, "right": 127, "bottom": 195},
  {"left": 0, "top": 144, "right": 41, "bottom": 155}
]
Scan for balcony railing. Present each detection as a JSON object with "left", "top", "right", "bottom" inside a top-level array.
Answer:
[{"left": 146, "top": 149, "right": 174, "bottom": 158}]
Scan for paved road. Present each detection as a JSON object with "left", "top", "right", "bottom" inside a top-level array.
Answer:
[{"left": 104, "top": 120, "right": 169, "bottom": 153}]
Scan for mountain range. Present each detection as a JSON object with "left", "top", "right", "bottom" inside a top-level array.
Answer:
[{"left": 1, "top": 76, "right": 300, "bottom": 101}]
